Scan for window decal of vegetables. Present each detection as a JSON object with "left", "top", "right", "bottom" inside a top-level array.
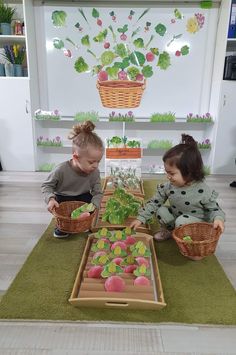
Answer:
[
  {"left": 51, "top": 7, "right": 205, "bottom": 108},
  {"left": 102, "top": 187, "right": 142, "bottom": 225}
]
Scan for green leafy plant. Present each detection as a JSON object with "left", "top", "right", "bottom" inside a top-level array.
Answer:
[
  {"left": 187, "top": 112, "right": 213, "bottom": 123},
  {"left": 0, "top": 1, "right": 15, "bottom": 23},
  {"left": 150, "top": 112, "right": 175, "bottom": 122},
  {"left": 107, "top": 136, "right": 141, "bottom": 148},
  {"left": 51, "top": 10, "right": 67, "bottom": 27},
  {"left": 102, "top": 187, "right": 142, "bottom": 224},
  {"left": 74, "top": 111, "right": 99, "bottom": 122},
  {"left": 147, "top": 140, "right": 173, "bottom": 149}
]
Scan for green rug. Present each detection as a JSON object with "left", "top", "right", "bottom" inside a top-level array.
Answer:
[{"left": 0, "top": 180, "right": 235, "bottom": 324}]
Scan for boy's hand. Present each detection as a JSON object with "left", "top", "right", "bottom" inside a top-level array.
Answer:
[
  {"left": 47, "top": 198, "right": 59, "bottom": 213},
  {"left": 213, "top": 219, "right": 224, "bottom": 233},
  {"left": 130, "top": 219, "right": 142, "bottom": 230}
]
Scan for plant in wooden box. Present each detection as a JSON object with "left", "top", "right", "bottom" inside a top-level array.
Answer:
[
  {"left": 51, "top": 7, "right": 205, "bottom": 108},
  {"left": 0, "top": 1, "right": 15, "bottom": 35},
  {"left": 102, "top": 187, "right": 142, "bottom": 225},
  {"left": 150, "top": 112, "right": 175, "bottom": 122}
]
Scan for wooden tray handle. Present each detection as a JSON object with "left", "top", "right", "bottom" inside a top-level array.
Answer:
[{"left": 105, "top": 301, "right": 129, "bottom": 307}]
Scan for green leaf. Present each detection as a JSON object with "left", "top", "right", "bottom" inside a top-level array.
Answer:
[
  {"left": 133, "top": 38, "right": 144, "bottom": 48},
  {"left": 142, "top": 65, "right": 153, "bottom": 78},
  {"left": 106, "top": 66, "right": 119, "bottom": 80},
  {"left": 114, "top": 43, "right": 128, "bottom": 58},
  {"left": 155, "top": 23, "right": 166, "bottom": 36},
  {"left": 181, "top": 45, "right": 189, "bottom": 55},
  {"left": 127, "top": 67, "right": 140, "bottom": 80},
  {"left": 131, "top": 27, "right": 141, "bottom": 38},
  {"left": 117, "top": 24, "right": 128, "bottom": 33},
  {"left": 93, "top": 29, "right": 108, "bottom": 42},
  {"left": 81, "top": 35, "right": 90, "bottom": 47},
  {"left": 150, "top": 47, "right": 159, "bottom": 56},
  {"left": 129, "top": 51, "right": 145, "bottom": 66},
  {"left": 74, "top": 57, "right": 89, "bottom": 73},
  {"left": 51, "top": 11, "right": 67, "bottom": 27},
  {"left": 53, "top": 38, "right": 64, "bottom": 49},
  {"left": 92, "top": 8, "right": 99, "bottom": 18},
  {"left": 136, "top": 9, "right": 149, "bottom": 23},
  {"left": 157, "top": 51, "right": 171, "bottom": 70},
  {"left": 100, "top": 51, "right": 115, "bottom": 66}
]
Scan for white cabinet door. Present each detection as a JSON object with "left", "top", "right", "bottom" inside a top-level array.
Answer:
[
  {"left": 0, "top": 78, "right": 35, "bottom": 171},
  {"left": 212, "top": 81, "right": 236, "bottom": 174}
]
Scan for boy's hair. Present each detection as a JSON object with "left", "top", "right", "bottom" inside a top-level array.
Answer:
[
  {"left": 68, "top": 120, "right": 104, "bottom": 153},
  {"left": 163, "top": 134, "right": 205, "bottom": 182}
]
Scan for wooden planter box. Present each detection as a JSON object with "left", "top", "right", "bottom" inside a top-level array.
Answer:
[
  {"left": 102, "top": 177, "right": 145, "bottom": 198},
  {"left": 106, "top": 148, "right": 142, "bottom": 159},
  {"left": 91, "top": 195, "right": 149, "bottom": 233},
  {"left": 69, "top": 232, "right": 166, "bottom": 310}
]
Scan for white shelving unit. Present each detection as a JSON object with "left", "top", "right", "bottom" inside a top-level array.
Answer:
[
  {"left": 34, "top": 117, "right": 213, "bottom": 173},
  {"left": 0, "top": 0, "right": 40, "bottom": 171}
]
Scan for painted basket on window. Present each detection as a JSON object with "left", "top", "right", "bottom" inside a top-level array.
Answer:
[
  {"left": 52, "top": 201, "right": 96, "bottom": 233},
  {"left": 96, "top": 80, "right": 146, "bottom": 108},
  {"left": 172, "top": 222, "right": 222, "bottom": 260}
]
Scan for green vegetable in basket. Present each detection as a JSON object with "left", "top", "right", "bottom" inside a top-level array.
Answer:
[
  {"left": 183, "top": 235, "right": 193, "bottom": 243},
  {"left": 71, "top": 203, "right": 95, "bottom": 219}
]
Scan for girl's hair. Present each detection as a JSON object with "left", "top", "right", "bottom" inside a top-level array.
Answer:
[
  {"left": 163, "top": 134, "right": 205, "bottom": 182},
  {"left": 68, "top": 120, "right": 104, "bottom": 153}
]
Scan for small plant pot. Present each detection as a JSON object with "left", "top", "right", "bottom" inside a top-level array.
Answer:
[
  {"left": 0, "top": 23, "right": 11, "bottom": 35},
  {"left": 0, "top": 63, "right": 5, "bottom": 76},
  {"left": 4, "top": 63, "right": 14, "bottom": 76},
  {"left": 14, "top": 64, "right": 23, "bottom": 77}
]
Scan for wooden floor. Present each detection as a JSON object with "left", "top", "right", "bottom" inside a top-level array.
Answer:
[{"left": 0, "top": 171, "right": 236, "bottom": 355}]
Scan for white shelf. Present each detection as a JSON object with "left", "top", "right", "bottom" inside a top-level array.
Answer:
[{"left": 0, "top": 35, "right": 26, "bottom": 45}]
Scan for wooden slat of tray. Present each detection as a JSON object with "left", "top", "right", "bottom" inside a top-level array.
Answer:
[
  {"left": 69, "top": 232, "right": 166, "bottom": 310},
  {"left": 102, "top": 177, "right": 145, "bottom": 198}
]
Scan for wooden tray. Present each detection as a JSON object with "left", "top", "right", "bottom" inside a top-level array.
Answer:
[
  {"left": 91, "top": 195, "right": 149, "bottom": 233},
  {"left": 69, "top": 232, "right": 166, "bottom": 310},
  {"left": 102, "top": 177, "right": 145, "bottom": 198}
]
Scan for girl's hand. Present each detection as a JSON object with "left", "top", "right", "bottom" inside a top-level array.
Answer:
[
  {"left": 47, "top": 198, "right": 59, "bottom": 213},
  {"left": 213, "top": 219, "right": 225, "bottom": 233},
  {"left": 130, "top": 219, "right": 142, "bottom": 230}
]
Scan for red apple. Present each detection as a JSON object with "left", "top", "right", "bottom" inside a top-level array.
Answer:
[
  {"left": 88, "top": 266, "right": 103, "bottom": 278},
  {"left": 134, "top": 276, "right": 150, "bottom": 286},
  {"left": 104, "top": 276, "right": 125, "bottom": 292}
]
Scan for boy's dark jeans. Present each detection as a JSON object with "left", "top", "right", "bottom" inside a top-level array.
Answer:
[{"left": 55, "top": 192, "right": 92, "bottom": 204}]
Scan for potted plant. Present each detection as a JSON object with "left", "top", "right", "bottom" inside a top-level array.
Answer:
[
  {"left": 1, "top": 44, "right": 26, "bottom": 76},
  {"left": 0, "top": 1, "right": 15, "bottom": 35}
]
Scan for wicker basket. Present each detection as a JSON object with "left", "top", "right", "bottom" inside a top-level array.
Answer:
[
  {"left": 52, "top": 201, "right": 96, "bottom": 234},
  {"left": 96, "top": 80, "right": 146, "bottom": 108},
  {"left": 172, "top": 222, "right": 222, "bottom": 260}
]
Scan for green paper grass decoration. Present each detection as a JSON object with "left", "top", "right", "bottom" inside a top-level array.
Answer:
[
  {"left": 204, "top": 165, "right": 211, "bottom": 176},
  {"left": 200, "top": 1, "right": 213, "bottom": 9},
  {"left": 37, "top": 136, "right": 62, "bottom": 147},
  {"left": 187, "top": 112, "right": 213, "bottom": 123},
  {"left": 150, "top": 112, "right": 175, "bottom": 122},
  {"left": 38, "top": 163, "right": 56, "bottom": 172},
  {"left": 74, "top": 111, "right": 99, "bottom": 122},
  {"left": 109, "top": 111, "right": 135, "bottom": 122},
  {"left": 147, "top": 140, "right": 173, "bottom": 149}
]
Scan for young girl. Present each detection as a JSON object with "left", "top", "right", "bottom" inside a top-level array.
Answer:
[
  {"left": 42, "top": 120, "right": 104, "bottom": 238},
  {"left": 131, "top": 134, "right": 225, "bottom": 241}
]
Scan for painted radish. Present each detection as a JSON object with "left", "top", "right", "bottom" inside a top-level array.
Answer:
[
  {"left": 146, "top": 52, "right": 155, "bottom": 62},
  {"left": 105, "top": 276, "right": 125, "bottom": 292},
  {"left": 118, "top": 70, "right": 127, "bottom": 80},
  {"left": 111, "top": 241, "right": 127, "bottom": 250},
  {"left": 98, "top": 70, "right": 108, "bottom": 81},
  {"left": 93, "top": 251, "right": 107, "bottom": 259},
  {"left": 125, "top": 235, "right": 136, "bottom": 245},
  {"left": 104, "top": 42, "right": 110, "bottom": 49},
  {"left": 120, "top": 33, "right": 127, "bottom": 41},
  {"left": 113, "top": 257, "right": 123, "bottom": 265},
  {"left": 88, "top": 265, "right": 103, "bottom": 278},
  {"left": 134, "top": 276, "right": 150, "bottom": 286},
  {"left": 97, "top": 19, "right": 102, "bottom": 26},
  {"left": 78, "top": 212, "right": 90, "bottom": 220},
  {"left": 136, "top": 73, "right": 144, "bottom": 81},
  {"left": 124, "top": 264, "right": 137, "bottom": 273},
  {"left": 135, "top": 257, "right": 150, "bottom": 267}
]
